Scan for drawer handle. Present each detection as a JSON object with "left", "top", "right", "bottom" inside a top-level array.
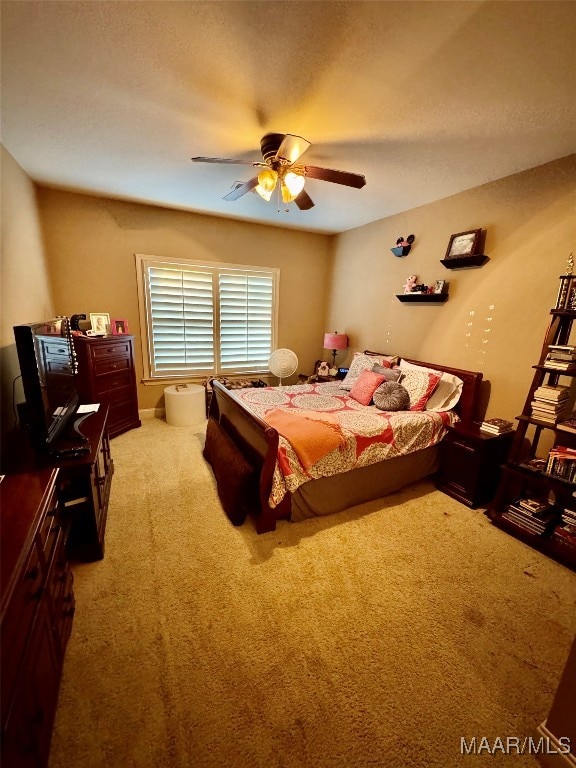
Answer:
[
  {"left": 31, "top": 586, "right": 43, "bottom": 601},
  {"left": 452, "top": 440, "right": 475, "bottom": 453},
  {"left": 25, "top": 565, "right": 39, "bottom": 580}
]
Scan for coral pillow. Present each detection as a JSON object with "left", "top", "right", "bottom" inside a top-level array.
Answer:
[
  {"left": 400, "top": 369, "right": 442, "bottom": 410},
  {"left": 349, "top": 369, "right": 386, "bottom": 405},
  {"left": 400, "top": 360, "right": 464, "bottom": 411}
]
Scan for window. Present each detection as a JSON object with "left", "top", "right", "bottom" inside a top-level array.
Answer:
[{"left": 135, "top": 254, "right": 278, "bottom": 381}]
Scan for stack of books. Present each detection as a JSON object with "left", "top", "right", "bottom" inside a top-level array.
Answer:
[
  {"left": 554, "top": 507, "right": 576, "bottom": 545},
  {"left": 530, "top": 384, "right": 570, "bottom": 423},
  {"left": 479, "top": 417, "right": 514, "bottom": 435},
  {"left": 545, "top": 345, "right": 576, "bottom": 371},
  {"left": 501, "top": 497, "right": 557, "bottom": 535},
  {"left": 557, "top": 411, "right": 576, "bottom": 434},
  {"left": 545, "top": 445, "right": 576, "bottom": 482}
]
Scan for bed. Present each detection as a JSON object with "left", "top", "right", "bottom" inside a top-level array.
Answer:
[{"left": 203, "top": 352, "right": 483, "bottom": 533}]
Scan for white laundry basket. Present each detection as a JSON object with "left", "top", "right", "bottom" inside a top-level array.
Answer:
[{"left": 164, "top": 384, "right": 205, "bottom": 426}]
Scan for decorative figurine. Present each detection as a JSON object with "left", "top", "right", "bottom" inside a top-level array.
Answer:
[
  {"left": 391, "top": 235, "right": 415, "bottom": 257},
  {"left": 567, "top": 252, "right": 574, "bottom": 276},
  {"left": 403, "top": 275, "right": 418, "bottom": 294}
]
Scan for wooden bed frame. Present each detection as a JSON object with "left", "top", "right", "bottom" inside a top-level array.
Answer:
[{"left": 203, "top": 355, "right": 483, "bottom": 533}]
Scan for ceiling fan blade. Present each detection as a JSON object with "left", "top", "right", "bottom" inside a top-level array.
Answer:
[
  {"left": 303, "top": 165, "right": 366, "bottom": 189},
  {"left": 222, "top": 176, "right": 259, "bottom": 201},
  {"left": 191, "top": 157, "right": 265, "bottom": 166},
  {"left": 294, "top": 189, "right": 315, "bottom": 210},
  {"left": 275, "top": 134, "right": 311, "bottom": 165}
]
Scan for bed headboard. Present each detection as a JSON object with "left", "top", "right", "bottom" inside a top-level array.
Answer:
[{"left": 364, "top": 350, "right": 483, "bottom": 424}]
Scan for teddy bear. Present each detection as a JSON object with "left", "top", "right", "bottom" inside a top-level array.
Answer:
[{"left": 403, "top": 275, "right": 418, "bottom": 294}]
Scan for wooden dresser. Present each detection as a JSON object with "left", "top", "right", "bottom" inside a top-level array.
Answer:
[
  {"left": 73, "top": 334, "right": 141, "bottom": 438},
  {"left": 1, "top": 468, "right": 75, "bottom": 768}
]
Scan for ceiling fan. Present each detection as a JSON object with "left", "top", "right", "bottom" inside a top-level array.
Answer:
[{"left": 191, "top": 133, "right": 366, "bottom": 210}]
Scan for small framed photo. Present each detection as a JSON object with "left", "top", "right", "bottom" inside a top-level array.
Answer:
[
  {"left": 445, "top": 229, "right": 482, "bottom": 259},
  {"left": 111, "top": 318, "right": 129, "bottom": 335},
  {"left": 433, "top": 280, "right": 446, "bottom": 294},
  {"left": 90, "top": 312, "right": 110, "bottom": 335}
]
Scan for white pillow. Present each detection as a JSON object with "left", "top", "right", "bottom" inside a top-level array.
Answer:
[
  {"left": 399, "top": 360, "right": 463, "bottom": 411},
  {"left": 340, "top": 352, "right": 398, "bottom": 390}
]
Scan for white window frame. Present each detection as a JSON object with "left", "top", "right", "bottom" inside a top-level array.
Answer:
[{"left": 135, "top": 254, "right": 279, "bottom": 383}]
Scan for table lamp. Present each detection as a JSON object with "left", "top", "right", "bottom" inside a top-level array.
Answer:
[{"left": 323, "top": 332, "right": 348, "bottom": 367}]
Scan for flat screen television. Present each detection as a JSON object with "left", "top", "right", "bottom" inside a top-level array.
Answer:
[{"left": 14, "top": 317, "right": 88, "bottom": 456}]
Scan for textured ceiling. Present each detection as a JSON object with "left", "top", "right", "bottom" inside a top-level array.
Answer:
[{"left": 1, "top": 1, "right": 575, "bottom": 234}]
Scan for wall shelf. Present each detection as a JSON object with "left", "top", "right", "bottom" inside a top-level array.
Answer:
[
  {"left": 440, "top": 254, "right": 488, "bottom": 269},
  {"left": 396, "top": 293, "right": 448, "bottom": 303}
]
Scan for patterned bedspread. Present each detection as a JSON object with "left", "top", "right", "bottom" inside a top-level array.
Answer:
[{"left": 233, "top": 381, "right": 458, "bottom": 508}]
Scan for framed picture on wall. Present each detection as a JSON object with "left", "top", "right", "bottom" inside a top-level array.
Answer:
[
  {"left": 89, "top": 312, "right": 110, "bottom": 335},
  {"left": 445, "top": 229, "right": 482, "bottom": 259},
  {"left": 111, "top": 319, "right": 129, "bottom": 335}
]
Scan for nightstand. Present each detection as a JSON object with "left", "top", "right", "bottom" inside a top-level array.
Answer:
[{"left": 436, "top": 422, "right": 514, "bottom": 508}]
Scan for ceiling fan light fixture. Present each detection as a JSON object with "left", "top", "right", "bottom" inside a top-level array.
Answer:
[
  {"left": 255, "top": 168, "right": 278, "bottom": 201},
  {"left": 284, "top": 171, "right": 305, "bottom": 197}
]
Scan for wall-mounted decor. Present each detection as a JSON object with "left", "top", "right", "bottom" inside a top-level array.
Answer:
[
  {"left": 445, "top": 229, "right": 482, "bottom": 259},
  {"left": 391, "top": 234, "right": 415, "bottom": 257},
  {"left": 398, "top": 276, "right": 448, "bottom": 302},
  {"left": 396, "top": 293, "right": 448, "bottom": 303},
  {"left": 89, "top": 312, "right": 110, "bottom": 335},
  {"left": 441, "top": 228, "right": 488, "bottom": 269}
]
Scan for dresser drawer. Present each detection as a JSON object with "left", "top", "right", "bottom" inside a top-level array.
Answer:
[
  {"left": 0, "top": 543, "right": 44, "bottom": 721},
  {"left": 41, "top": 338, "right": 71, "bottom": 358},
  {"left": 94, "top": 356, "right": 131, "bottom": 377},
  {"left": 90, "top": 340, "right": 131, "bottom": 360},
  {"left": 95, "top": 370, "right": 132, "bottom": 396}
]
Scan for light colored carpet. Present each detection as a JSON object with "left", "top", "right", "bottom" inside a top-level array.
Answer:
[{"left": 49, "top": 417, "right": 576, "bottom": 768}]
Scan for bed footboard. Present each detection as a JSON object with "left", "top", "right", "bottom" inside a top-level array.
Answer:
[{"left": 203, "top": 379, "right": 289, "bottom": 532}]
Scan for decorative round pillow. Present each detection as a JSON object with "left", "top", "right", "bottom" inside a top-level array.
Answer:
[{"left": 373, "top": 381, "right": 410, "bottom": 411}]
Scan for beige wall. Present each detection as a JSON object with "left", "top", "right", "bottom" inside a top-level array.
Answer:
[
  {"left": 0, "top": 145, "right": 55, "bottom": 446},
  {"left": 327, "top": 155, "right": 576, "bottom": 421},
  {"left": 3, "top": 150, "right": 575, "bottom": 426},
  {"left": 36, "top": 189, "right": 333, "bottom": 409}
]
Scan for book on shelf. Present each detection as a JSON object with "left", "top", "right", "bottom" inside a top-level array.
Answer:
[
  {"left": 479, "top": 417, "right": 514, "bottom": 434},
  {"left": 530, "top": 411, "right": 561, "bottom": 424},
  {"left": 557, "top": 413, "right": 576, "bottom": 434},
  {"left": 533, "top": 385, "right": 570, "bottom": 401},
  {"left": 544, "top": 357, "right": 576, "bottom": 372},
  {"left": 530, "top": 400, "right": 568, "bottom": 413},
  {"left": 545, "top": 446, "right": 576, "bottom": 482},
  {"left": 502, "top": 501, "right": 557, "bottom": 535},
  {"left": 548, "top": 344, "right": 576, "bottom": 356},
  {"left": 519, "top": 457, "right": 547, "bottom": 473},
  {"left": 554, "top": 525, "right": 576, "bottom": 545},
  {"left": 561, "top": 508, "right": 576, "bottom": 527}
]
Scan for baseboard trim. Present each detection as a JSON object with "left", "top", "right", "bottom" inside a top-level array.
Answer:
[
  {"left": 139, "top": 408, "right": 165, "bottom": 420},
  {"left": 534, "top": 722, "right": 576, "bottom": 768}
]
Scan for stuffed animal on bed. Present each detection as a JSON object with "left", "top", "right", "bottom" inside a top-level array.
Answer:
[
  {"left": 317, "top": 362, "right": 331, "bottom": 377},
  {"left": 403, "top": 275, "right": 418, "bottom": 294}
]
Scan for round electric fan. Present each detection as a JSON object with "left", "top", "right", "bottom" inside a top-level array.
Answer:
[{"left": 268, "top": 348, "right": 298, "bottom": 388}]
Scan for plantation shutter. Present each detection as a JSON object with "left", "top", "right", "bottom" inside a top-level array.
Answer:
[
  {"left": 138, "top": 256, "right": 278, "bottom": 379},
  {"left": 219, "top": 270, "right": 274, "bottom": 373},
  {"left": 146, "top": 264, "right": 215, "bottom": 376}
]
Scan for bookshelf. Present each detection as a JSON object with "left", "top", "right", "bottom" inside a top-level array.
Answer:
[{"left": 486, "top": 274, "right": 576, "bottom": 571}]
